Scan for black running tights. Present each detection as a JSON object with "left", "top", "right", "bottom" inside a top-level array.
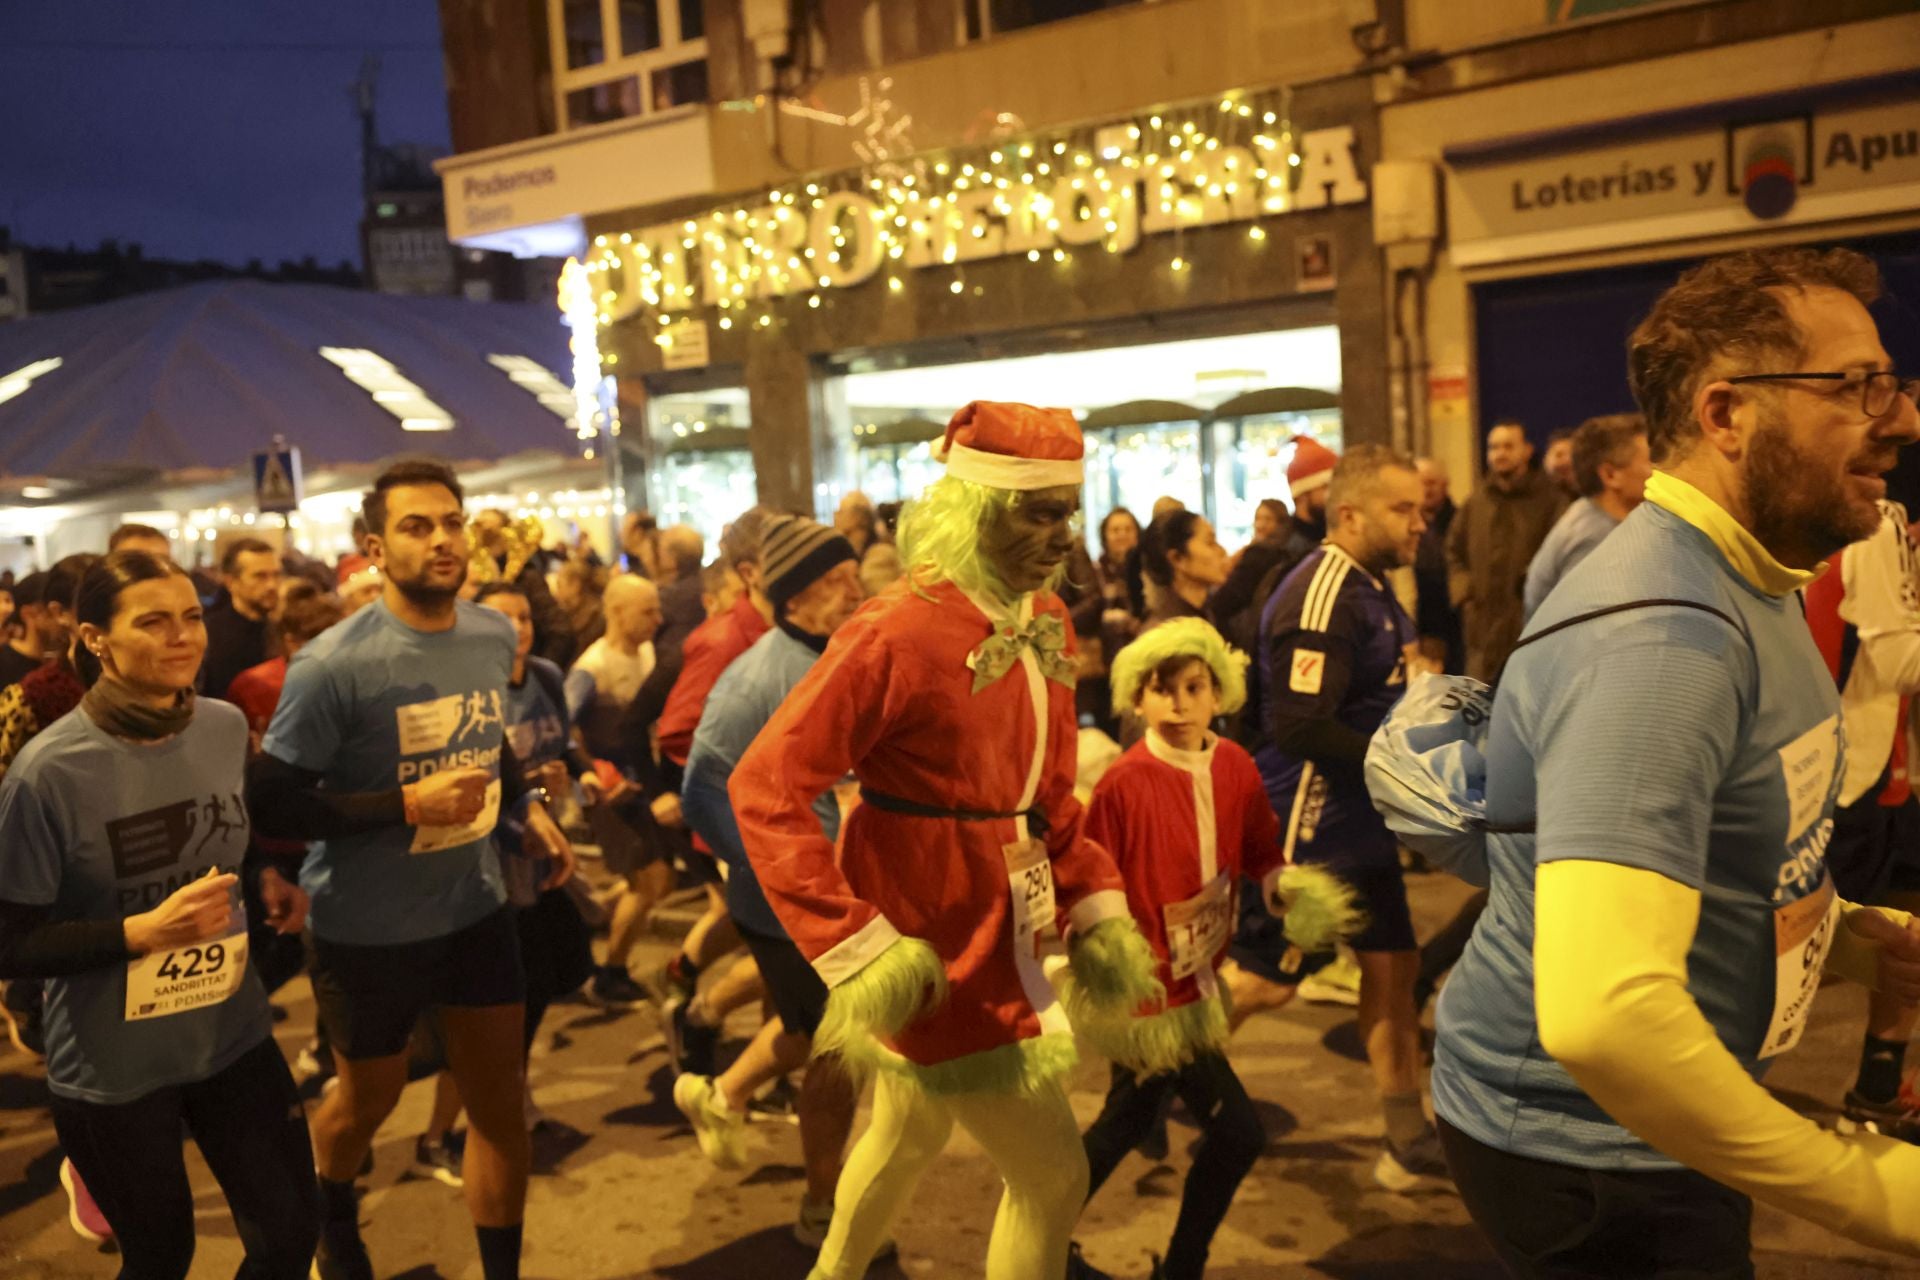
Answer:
[
  {"left": 1082, "top": 1050, "right": 1266, "bottom": 1280},
  {"left": 49, "top": 1036, "right": 319, "bottom": 1280}
]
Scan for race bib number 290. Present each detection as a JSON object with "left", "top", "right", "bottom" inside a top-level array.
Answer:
[{"left": 125, "top": 932, "right": 250, "bottom": 1022}]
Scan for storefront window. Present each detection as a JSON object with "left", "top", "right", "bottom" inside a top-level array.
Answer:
[
  {"left": 1082, "top": 419, "right": 1204, "bottom": 554},
  {"left": 644, "top": 386, "right": 754, "bottom": 547},
  {"left": 829, "top": 327, "right": 1341, "bottom": 555},
  {"left": 1208, "top": 400, "right": 1342, "bottom": 550}
]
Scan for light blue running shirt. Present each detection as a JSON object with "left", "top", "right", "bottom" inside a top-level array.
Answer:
[
  {"left": 0, "top": 701, "right": 271, "bottom": 1104},
  {"left": 263, "top": 598, "right": 516, "bottom": 945},
  {"left": 1433, "top": 493, "right": 1842, "bottom": 1170}
]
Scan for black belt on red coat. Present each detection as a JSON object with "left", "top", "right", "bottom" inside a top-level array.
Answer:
[{"left": 858, "top": 786, "right": 1050, "bottom": 839}]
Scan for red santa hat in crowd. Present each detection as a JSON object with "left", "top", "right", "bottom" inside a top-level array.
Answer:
[
  {"left": 1286, "top": 435, "right": 1339, "bottom": 500},
  {"left": 936, "top": 400, "right": 1085, "bottom": 489}
]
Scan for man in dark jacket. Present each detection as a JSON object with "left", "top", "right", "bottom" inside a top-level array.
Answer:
[
  {"left": 1413, "top": 457, "right": 1462, "bottom": 673},
  {"left": 1445, "top": 422, "right": 1566, "bottom": 684}
]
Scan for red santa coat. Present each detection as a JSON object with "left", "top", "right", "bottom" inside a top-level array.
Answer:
[
  {"left": 730, "top": 578, "right": 1130, "bottom": 1070},
  {"left": 1084, "top": 732, "right": 1286, "bottom": 1008}
]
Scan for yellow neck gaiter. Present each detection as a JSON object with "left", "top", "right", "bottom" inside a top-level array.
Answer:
[{"left": 1643, "top": 471, "right": 1821, "bottom": 598}]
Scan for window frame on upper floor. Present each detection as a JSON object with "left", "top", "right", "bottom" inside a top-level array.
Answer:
[{"left": 546, "top": 0, "right": 709, "bottom": 133}]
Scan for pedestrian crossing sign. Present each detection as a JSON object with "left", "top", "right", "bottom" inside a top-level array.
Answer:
[{"left": 252, "top": 445, "right": 303, "bottom": 514}]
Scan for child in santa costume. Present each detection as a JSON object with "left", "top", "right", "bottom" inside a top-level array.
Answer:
[
  {"left": 1068, "top": 618, "right": 1360, "bottom": 1280},
  {"left": 730, "top": 401, "right": 1163, "bottom": 1280}
]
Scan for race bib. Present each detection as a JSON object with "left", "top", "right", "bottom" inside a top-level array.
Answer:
[
  {"left": 410, "top": 779, "right": 502, "bottom": 854},
  {"left": 1163, "top": 874, "right": 1235, "bottom": 981},
  {"left": 125, "top": 929, "right": 249, "bottom": 1022},
  {"left": 1759, "top": 874, "right": 1839, "bottom": 1058},
  {"left": 1003, "top": 838, "right": 1057, "bottom": 958}
]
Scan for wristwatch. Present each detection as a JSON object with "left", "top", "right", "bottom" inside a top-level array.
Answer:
[{"left": 520, "top": 784, "right": 554, "bottom": 815}]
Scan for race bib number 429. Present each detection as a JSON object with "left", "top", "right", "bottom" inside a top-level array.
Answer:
[{"left": 125, "top": 932, "right": 249, "bottom": 1022}]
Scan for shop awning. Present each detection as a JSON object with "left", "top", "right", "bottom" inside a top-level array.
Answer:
[
  {"left": 1212, "top": 387, "right": 1341, "bottom": 417},
  {"left": 0, "top": 280, "right": 576, "bottom": 484},
  {"left": 1081, "top": 399, "right": 1207, "bottom": 430}
]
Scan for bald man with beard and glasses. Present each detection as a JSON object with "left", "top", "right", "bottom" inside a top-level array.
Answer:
[
  {"left": 1433, "top": 247, "right": 1920, "bottom": 1275},
  {"left": 563, "top": 574, "right": 665, "bottom": 1008}
]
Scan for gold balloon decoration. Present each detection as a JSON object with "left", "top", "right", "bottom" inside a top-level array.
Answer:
[{"left": 469, "top": 514, "right": 548, "bottom": 585}]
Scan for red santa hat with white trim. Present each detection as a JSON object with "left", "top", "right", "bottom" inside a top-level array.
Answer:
[
  {"left": 1287, "top": 435, "right": 1339, "bottom": 500},
  {"left": 936, "top": 400, "right": 1084, "bottom": 490}
]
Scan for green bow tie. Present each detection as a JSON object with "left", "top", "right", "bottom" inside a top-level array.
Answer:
[{"left": 969, "top": 612, "right": 1077, "bottom": 694}]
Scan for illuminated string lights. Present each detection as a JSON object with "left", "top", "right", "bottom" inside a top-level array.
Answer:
[{"left": 572, "top": 87, "right": 1367, "bottom": 347}]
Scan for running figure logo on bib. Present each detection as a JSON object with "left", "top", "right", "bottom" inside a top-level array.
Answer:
[
  {"left": 125, "top": 887, "right": 250, "bottom": 1022},
  {"left": 395, "top": 688, "right": 506, "bottom": 854}
]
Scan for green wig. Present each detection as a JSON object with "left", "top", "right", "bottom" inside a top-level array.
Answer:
[
  {"left": 1109, "top": 617, "right": 1249, "bottom": 716},
  {"left": 896, "top": 475, "right": 1071, "bottom": 604}
]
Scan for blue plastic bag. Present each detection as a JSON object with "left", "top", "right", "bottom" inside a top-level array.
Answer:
[{"left": 1365, "top": 673, "right": 1493, "bottom": 886}]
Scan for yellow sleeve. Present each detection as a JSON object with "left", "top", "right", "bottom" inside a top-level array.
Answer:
[
  {"left": 1825, "top": 900, "right": 1915, "bottom": 989},
  {"left": 1534, "top": 859, "right": 1920, "bottom": 1257}
]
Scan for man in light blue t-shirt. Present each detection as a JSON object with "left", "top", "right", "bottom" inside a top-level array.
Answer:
[
  {"left": 1521, "top": 412, "right": 1651, "bottom": 619},
  {"left": 1432, "top": 248, "right": 1920, "bottom": 1273},
  {"left": 250, "top": 458, "right": 574, "bottom": 1280}
]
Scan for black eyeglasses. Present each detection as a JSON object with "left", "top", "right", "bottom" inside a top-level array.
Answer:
[{"left": 1725, "top": 371, "right": 1920, "bottom": 419}]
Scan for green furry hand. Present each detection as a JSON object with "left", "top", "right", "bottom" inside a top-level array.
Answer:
[
  {"left": 814, "top": 937, "right": 948, "bottom": 1064},
  {"left": 1068, "top": 916, "right": 1165, "bottom": 1014},
  {"left": 1272, "top": 863, "right": 1368, "bottom": 954}
]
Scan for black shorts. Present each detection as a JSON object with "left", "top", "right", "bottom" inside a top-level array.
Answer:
[
  {"left": 681, "top": 844, "right": 723, "bottom": 887},
  {"left": 1285, "top": 860, "right": 1416, "bottom": 954},
  {"left": 1894, "top": 799, "right": 1920, "bottom": 896},
  {"left": 738, "top": 924, "right": 828, "bottom": 1038},
  {"left": 1226, "top": 876, "right": 1333, "bottom": 986},
  {"left": 307, "top": 908, "right": 526, "bottom": 1061},
  {"left": 588, "top": 800, "right": 664, "bottom": 877}
]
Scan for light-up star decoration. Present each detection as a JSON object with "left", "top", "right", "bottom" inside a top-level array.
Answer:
[
  {"left": 846, "top": 76, "right": 913, "bottom": 165},
  {"left": 782, "top": 77, "right": 913, "bottom": 160}
]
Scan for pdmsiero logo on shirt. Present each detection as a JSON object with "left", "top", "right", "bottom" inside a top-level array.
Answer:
[
  {"left": 106, "top": 793, "right": 249, "bottom": 879},
  {"left": 394, "top": 690, "right": 505, "bottom": 784}
]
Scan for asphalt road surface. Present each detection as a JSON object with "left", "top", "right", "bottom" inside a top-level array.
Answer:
[{"left": 0, "top": 866, "right": 1912, "bottom": 1278}]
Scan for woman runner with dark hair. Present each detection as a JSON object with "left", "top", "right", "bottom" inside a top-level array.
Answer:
[{"left": 0, "top": 550, "right": 319, "bottom": 1279}]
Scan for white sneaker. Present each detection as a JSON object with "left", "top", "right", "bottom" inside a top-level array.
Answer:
[
  {"left": 673, "top": 1074, "right": 746, "bottom": 1169},
  {"left": 1298, "top": 953, "right": 1362, "bottom": 1006},
  {"left": 792, "top": 1196, "right": 834, "bottom": 1248},
  {"left": 792, "top": 1197, "right": 897, "bottom": 1259},
  {"left": 1373, "top": 1129, "right": 1452, "bottom": 1193}
]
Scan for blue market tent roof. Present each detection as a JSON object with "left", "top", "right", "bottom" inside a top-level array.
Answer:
[{"left": 0, "top": 280, "right": 578, "bottom": 483}]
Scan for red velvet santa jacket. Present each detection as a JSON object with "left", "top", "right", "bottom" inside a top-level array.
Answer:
[
  {"left": 1084, "top": 731, "right": 1286, "bottom": 1010},
  {"left": 730, "top": 578, "right": 1129, "bottom": 1070}
]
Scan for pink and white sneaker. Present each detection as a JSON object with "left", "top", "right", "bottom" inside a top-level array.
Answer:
[{"left": 60, "top": 1156, "right": 113, "bottom": 1244}]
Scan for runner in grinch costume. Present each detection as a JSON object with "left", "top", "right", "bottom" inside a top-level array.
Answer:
[{"left": 731, "top": 400, "right": 1163, "bottom": 1280}]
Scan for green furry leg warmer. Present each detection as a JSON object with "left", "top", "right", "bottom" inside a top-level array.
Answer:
[
  {"left": 1067, "top": 916, "right": 1165, "bottom": 1015},
  {"left": 1274, "top": 863, "right": 1368, "bottom": 954},
  {"left": 813, "top": 937, "right": 948, "bottom": 1082}
]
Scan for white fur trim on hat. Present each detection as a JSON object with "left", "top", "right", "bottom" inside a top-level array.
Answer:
[
  {"left": 1289, "top": 469, "right": 1332, "bottom": 498},
  {"left": 939, "top": 441, "right": 1084, "bottom": 489}
]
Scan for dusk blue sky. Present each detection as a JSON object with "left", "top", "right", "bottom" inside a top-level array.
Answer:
[{"left": 0, "top": 2, "right": 452, "bottom": 268}]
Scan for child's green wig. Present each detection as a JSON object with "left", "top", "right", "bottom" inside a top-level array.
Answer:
[{"left": 1109, "top": 617, "right": 1248, "bottom": 717}]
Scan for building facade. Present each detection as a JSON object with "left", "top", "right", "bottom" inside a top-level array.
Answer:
[
  {"left": 436, "top": 0, "right": 1391, "bottom": 547},
  {"left": 1379, "top": 0, "right": 1920, "bottom": 491},
  {"left": 435, "top": 0, "right": 1920, "bottom": 538}
]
